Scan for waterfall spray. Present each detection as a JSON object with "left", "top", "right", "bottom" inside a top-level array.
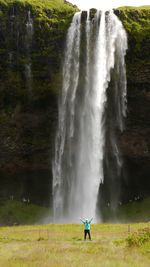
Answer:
[{"left": 53, "top": 10, "right": 127, "bottom": 222}]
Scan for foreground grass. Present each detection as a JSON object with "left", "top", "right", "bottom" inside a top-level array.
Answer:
[{"left": 0, "top": 223, "right": 149, "bottom": 267}]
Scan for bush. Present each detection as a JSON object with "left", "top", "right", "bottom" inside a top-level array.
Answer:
[{"left": 126, "top": 227, "right": 150, "bottom": 247}]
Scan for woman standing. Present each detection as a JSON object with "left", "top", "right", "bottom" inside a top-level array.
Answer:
[{"left": 80, "top": 218, "right": 93, "bottom": 240}]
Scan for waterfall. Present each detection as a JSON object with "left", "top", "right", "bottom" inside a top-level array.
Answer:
[
  {"left": 26, "top": 10, "right": 34, "bottom": 38},
  {"left": 52, "top": 12, "right": 82, "bottom": 220},
  {"left": 101, "top": 11, "right": 128, "bottom": 215},
  {"left": 53, "top": 10, "right": 127, "bottom": 222},
  {"left": 25, "top": 10, "right": 34, "bottom": 92}
]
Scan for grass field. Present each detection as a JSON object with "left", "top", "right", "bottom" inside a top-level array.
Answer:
[{"left": 0, "top": 223, "right": 149, "bottom": 267}]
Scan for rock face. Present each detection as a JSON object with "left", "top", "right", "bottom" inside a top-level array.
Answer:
[
  {"left": 0, "top": 0, "right": 77, "bottom": 206},
  {"left": 116, "top": 7, "right": 150, "bottom": 202},
  {"left": 0, "top": 2, "right": 149, "bottom": 207},
  {"left": 101, "top": 8, "right": 150, "bottom": 211}
]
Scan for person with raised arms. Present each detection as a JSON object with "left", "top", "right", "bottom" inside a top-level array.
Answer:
[{"left": 80, "top": 218, "right": 93, "bottom": 240}]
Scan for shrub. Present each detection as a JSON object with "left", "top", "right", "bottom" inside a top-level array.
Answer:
[{"left": 126, "top": 227, "right": 150, "bottom": 247}]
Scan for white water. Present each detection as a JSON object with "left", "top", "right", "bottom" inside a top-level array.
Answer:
[
  {"left": 26, "top": 10, "right": 34, "bottom": 40},
  {"left": 25, "top": 10, "right": 34, "bottom": 92},
  {"left": 53, "top": 10, "right": 127, "bottom": 222},
  {"left": 52, "top": 12, "right": 82, "bottom": 220}
]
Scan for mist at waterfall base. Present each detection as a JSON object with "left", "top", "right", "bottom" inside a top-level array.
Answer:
[{"left": 52, "top": 10, "right": 127, "bottom": 223}]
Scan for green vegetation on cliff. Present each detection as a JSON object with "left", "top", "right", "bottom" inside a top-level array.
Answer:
[
  {"left": 115, "top": 6, "right": 150, "bottom": 86},
  {"left": 0, "top": 0, "right": 78, "bottom": 110},
  {"left": 0, "top": 0, "right": 78, "bottom": 101},
  {"left": 0, "top": 0, "right": 78, "bottom": 37},
  {"left": 116, "top": 6, "right": 150, "bottom": 57},
  {"left": 0, "top": 0, "right": 77, "bottom": 12}
]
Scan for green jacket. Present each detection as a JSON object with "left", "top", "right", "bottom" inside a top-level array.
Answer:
[{"left": 80, "top": 218, "right": 93, "bottom": 230}]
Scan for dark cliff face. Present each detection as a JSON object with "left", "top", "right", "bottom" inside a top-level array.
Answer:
[
  {"left": 100, "top": 8, "right": 150, "bottom": 216},
  {"left": 0, "top": 0, "right": 77, "bottom": 205},
  {"left": 0, "top": 2, "right": 149, "bottom": 207},
  {"left": 115, "top": 7, "right": 150, "bottom": 202}
]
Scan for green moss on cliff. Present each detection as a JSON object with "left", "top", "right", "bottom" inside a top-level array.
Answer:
[
  {"left": 0, "top": 0, "right": 77, "bottom": 109},
  {"left": 115, "top": 6, "right": 150, "bottom": 85},
  {"left": 0, "top": 0, "right": 78, "bottom": 31},
  {"left": 0, "top": 0, "right": 77, "bottom": 11},
  {"left": 116, "top": 6, "right": 150, "bottom": 55}
]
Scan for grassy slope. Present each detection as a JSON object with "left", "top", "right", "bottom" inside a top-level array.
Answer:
[
  {"left": 0, "top": 200, "right": 50, "bottom": 226},
  {"left": 102, "top": 198, "right": 150, "bottom": 223},
  {"left": 0, "top": 223, "right": 149, "bottom": 267},
  {"left": 117, "top": 198, "right": 150, "bottom": 222},
  {"left": 0, "top": 198, "right": 149, "bottom": 226}
]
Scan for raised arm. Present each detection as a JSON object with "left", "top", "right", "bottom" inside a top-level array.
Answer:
[
  {"left": 80, "top": 218, "right": 85, "bottom": 224},
  {"left": 89, "top": 218, "right": 93, "bottom": 223}
]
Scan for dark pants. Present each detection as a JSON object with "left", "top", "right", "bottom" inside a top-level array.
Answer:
[{"left": 84, "top": 229, "right": 91, "bottom": 240}]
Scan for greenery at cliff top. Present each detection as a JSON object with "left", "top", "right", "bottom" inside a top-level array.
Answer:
[
  {"left": 115, "top": 6, "right": 150, "bottom": 60},
  {"left": 0, "top": 0, "right": 77, "bottom": 11},
  {"left": 117, "top": 5, "right": 150, "bottom": 46},
  {"left": 0, "top": 0, "right": 78, "bottom": 108},
  {"left": 0, "top": 0, "right": 78, "bottom": 21},
  {"left": 118, "top": 5, "right": 150, "bottom": 10}
]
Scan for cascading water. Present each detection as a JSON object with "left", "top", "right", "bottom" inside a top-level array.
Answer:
[
  {"left": 25, "top": 10, "right": 34, "bottom": 92},
  {"left": 53, "top": 10, "right": 127, "bottom": 222},
  {"left": 100, "top": 11, "right": 128, "bottom": 217},
  {"left": 52, "top": 12, "right": 82, "bottom": 220}
]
